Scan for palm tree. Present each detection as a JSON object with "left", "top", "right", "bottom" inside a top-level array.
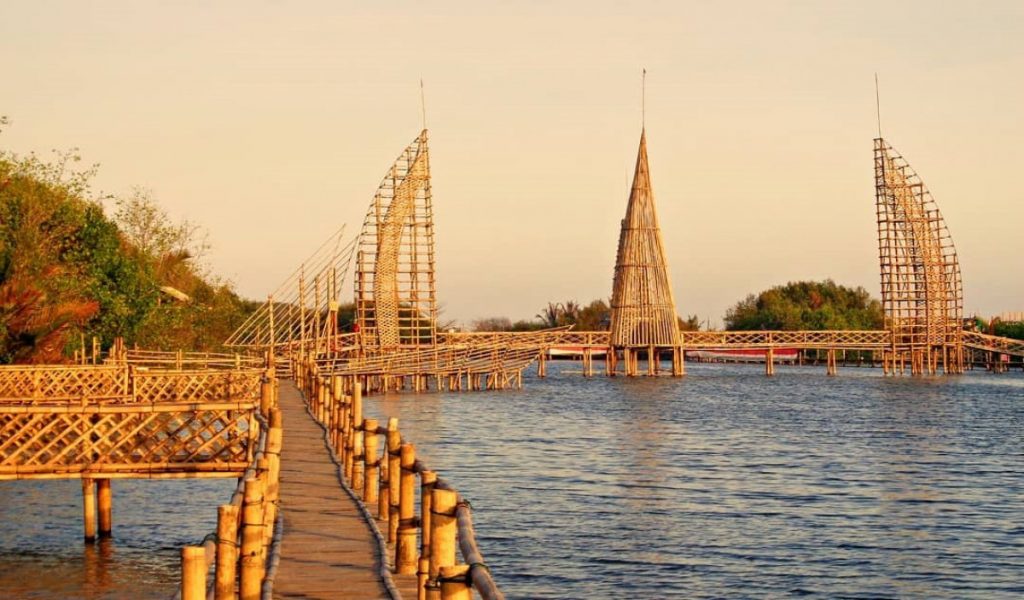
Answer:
[{"left": 536, "top": 302, "right": 562, "bottom": 328}]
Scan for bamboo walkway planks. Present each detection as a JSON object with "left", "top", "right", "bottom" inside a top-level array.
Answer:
[{"left": 273, "top": 380, "right": 394, "bottom": 599}]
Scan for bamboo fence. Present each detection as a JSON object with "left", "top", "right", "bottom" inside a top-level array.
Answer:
[
  {"left": 178, "top": 376, "right": 283, "bottom": 600},
  {"left": 296, "top": 358, "right": 505, "bottom": 600}
]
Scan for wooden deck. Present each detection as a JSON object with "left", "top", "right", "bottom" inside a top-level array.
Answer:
[{"left": 273, "top": 380, "right": 393, "bottom": 599}]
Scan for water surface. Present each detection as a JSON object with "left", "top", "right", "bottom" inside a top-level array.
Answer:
[
  {"left": 366, "top": 362, "right": 1024, "bottom": 599},
  {"left": 0, "top": 478, "right": 232, "bottom": 599}
]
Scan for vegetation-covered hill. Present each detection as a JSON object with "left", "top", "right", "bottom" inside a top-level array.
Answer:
[
  {"left": 0, "top": 118, "right": 256, "bottom": 363},
  {"left": 724, "top": 280, "right": 883, "bottom": 331}
]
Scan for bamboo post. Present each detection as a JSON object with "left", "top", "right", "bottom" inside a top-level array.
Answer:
[
  {"left": 97, "top": 479, "right": 112, "bottom": 537},
  {"left": 387, "top": 420, "right": 402, "bottom": 544},
  {"left": 181, "top": 546, "right": 207, "bottom": 600},
  {"left": 82, "top": 479, "right": 97, "bottom": 542},
  {"left": 380, "top": 417, "right": 398, "bottom": 520},
  {"left": 439, "top": 564, "right": 472, "bottom": 600},
  {"left": 363, "top": 418, "right": 380, "bottom": 505},
  {"left": 239, "top": 477, "right": 264, "bottom": 600},
  {"left": 260, "top": 377, "right": 273, "bottom": 417},
  {"left": 418, "top": 470, "right": 437, "bottom": 600},
  {"left": 429, "top": 488, "right": 458, "bottom": 579},
  {"left": 216, "top": 504, "right": 239, "bottom": 600},
  {"left": 397, "top": 443, "right": 418, "bottom": 574}
]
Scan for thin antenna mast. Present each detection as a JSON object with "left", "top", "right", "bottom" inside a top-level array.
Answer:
[
  {"left": 420, "top": 79, "right": 427, "bottom": 131},
  {"left": 874, "top": 73, "right": 882, "bottom": 139},
  {"left": 641, "top": 68, "right": 647, "bottom": 130}
]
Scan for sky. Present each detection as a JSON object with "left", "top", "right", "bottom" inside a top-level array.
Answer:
[{"left": 2, "top": 1, "right": 1022, "bottom": 327}]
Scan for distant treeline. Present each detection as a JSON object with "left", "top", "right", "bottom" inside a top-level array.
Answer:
[
  {"left": 0, "top": 118, "right": 257, "bottom": 363},
  {"left": 472, "top": 280, "right": 883, "bottom": 334},
  {"left": 471, "top": 299, "right": 701, "bottom": 332}
]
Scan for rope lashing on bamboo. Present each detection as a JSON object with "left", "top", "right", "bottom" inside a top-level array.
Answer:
[{"left": 437, "top": 562, "right": 489, "bottom": 585}]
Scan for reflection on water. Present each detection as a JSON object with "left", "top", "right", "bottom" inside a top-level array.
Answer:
[
  {"left": 365, "top": 362, "right": 1024, "bottom": 599},
  {"left": 0, "top": 478, "right": 233, "bottom": 599}
]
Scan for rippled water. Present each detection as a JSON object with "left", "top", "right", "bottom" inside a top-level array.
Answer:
[
  {"left": 366, "top": 362, "right": 1024, "bottom": 599},
  {"left": 0, "top": 478, "right": 232, "bottom": 599}
]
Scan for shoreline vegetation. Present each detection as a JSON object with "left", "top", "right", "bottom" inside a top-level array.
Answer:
[{"left": 0, "top": 118, "right": 257, "bottom": 363}]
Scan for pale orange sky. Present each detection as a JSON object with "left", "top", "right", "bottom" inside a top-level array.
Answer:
[{"left": 3, "top": 1, "right": 1021, "bottom": 326}]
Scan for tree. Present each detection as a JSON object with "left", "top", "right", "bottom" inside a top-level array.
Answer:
[
  {"left": 724, "top": 280, "right": 883, "bottom": 331},
  {"left": 678, "top": 314, "right": 701, "bottom": 331},
  {"left": 472, "top": 317, "right": 513, "bottom": 332}
]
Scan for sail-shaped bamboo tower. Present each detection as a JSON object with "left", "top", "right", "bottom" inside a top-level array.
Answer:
[
  {"left": 609, "top": 129, "right": 683, "bottom": 376},
  {"left": 355, "top": 130, "right": 437, "bottom": 351},
  {"left": 874, "top": 138, "right": 964, "bottom": 374}
]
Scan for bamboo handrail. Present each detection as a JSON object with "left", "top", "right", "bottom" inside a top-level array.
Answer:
[{"left": 296, "top": 360, "right": 506, "bottom": 600}]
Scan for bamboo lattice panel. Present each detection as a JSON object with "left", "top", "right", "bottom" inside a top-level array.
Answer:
[
  {"left": 0, "top": 366, "right": 264, "bottom": 405},
  {"left": 355, "top": 130, "right": 437, "bottom": 351},
  {"left": 875, "top": 138, "right": 963, "bottom": 350},
  {"left": 0, "top": 402, "right": 257, "bottom": 480},
  {"left": 962, "top": 331, "right": 1024, "bottom": 357},
  {"left": 133, "top": 369, "right": 263, "bottom": 403},
  {"left": 0, "top": 366, "right": 128, "bottom": 403}
]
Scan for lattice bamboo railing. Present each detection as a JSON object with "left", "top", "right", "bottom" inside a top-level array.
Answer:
[
  {"left": 962, "top": 331, "right": 1024, "bottom": 357},
  {"left": 123, "top": 349, "right": 265, "bottom": 370},
  {"left": 297, "top": 362, "right": 504, "bottom": 600},
  {"left": 0, "top": 365, "right": 266, "bottom": 481},
  {"left": 446, "top": 329, "right": 894, "bottom": 350},
  {"left": 179, "top": 382, "right": 283, "bottom": 600}
]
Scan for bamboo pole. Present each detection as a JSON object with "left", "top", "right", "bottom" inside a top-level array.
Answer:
[
  {"left": 363, "top": 418, "right": 379, "bottom": 505},
  {"left": 397, "top": 443, "right": 418, "bottom": 574},
  {"left": 97, "top": 479, "right": 112, "bottom": 537},
  {"left": 82, "top": 479, "right": 97, "bottom": 542},
  {"left": 429, "top": 488, "right": 458, "bottom": 579},
  {"left": 379, "top": 418, "right": 397, "bottom": 520},
  {"left": 418, "top": 470, "right": 437, "bottom": 600},
  {"left": 387, "top": 421, "right": 402, "bottom": 544},
  {"left": 216, "top": 504, "right": 239, "bottom": 600},
  {"left": 181, "top": 545, "right": 207, "bottom": 600},
  {"left": 239, "top": 477, "right": 264, "bottom": 600}
]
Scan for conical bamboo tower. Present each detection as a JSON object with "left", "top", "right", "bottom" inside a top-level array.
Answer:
[{"left": 609, "top": 129, "right": 682, "bottom": 376}]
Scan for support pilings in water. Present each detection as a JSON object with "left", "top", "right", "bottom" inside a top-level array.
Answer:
[{"left": 81, "top": 478, "right": 113, "bottom": 541}]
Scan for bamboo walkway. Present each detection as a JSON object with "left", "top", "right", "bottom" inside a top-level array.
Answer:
[{"left": 273, "top": 380, "right": 394, "bottom": 599}]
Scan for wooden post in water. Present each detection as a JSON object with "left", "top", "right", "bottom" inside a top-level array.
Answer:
[
  {"left": 97, "top": 479, "right": 112, "bottom": 537},
  {"left": 82, "top": 479, "right": 97, "bottom": 542},
  {"left": 363, "top": 418, "right": 380, "bottom": 505},
  {"left": 240, "top": 477, "right": 264, "bottom": 600},
  {"left": 379, "top": 417, "right": 398, "bottom": 520},
  {"left": 387, "top": 421, "right": 402, "bottom": 544},
  {"left": 765, "top": 347, "right": 775, "bottom": 377},
  {"left": 418, "top": 470, "right": 437, "bottom": 600},
  {"left": 181, "top": 546, "right": 207, "bottom": 600},
  {"left": 216, "top": 504, "right": 239, "bottom": 600},
  {"left": 397, "top": 443, "right": 418, "bottom": 574},
  {"left": 439, "top": 564, "right": 472, "bottom": 600},
  {"left": 429, "top": 488, "right": 458, "bottom": 581}
]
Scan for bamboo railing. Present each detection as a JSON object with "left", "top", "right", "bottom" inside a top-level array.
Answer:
[
  {"left": 295, "top": 358, "right": 504, "bottom": 600},
  {"left": 179, "top": 373, "right": 283, "bottom": 600},
  {"left": 0, "top": 365, "right": 266, "bottom": 480},
  {"left": 123, "top": 349, "right": 265, "bottom": 370}
]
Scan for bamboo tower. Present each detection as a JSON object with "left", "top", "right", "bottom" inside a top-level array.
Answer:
[
  {"left": 874, "top": 138, "right": 964, "bottom": 374},
  {"left": 609, "top": 129, "right": 682, "bottom": 376},
  {"left": 355, "top": 130, "right": 437, "bottom": 351}
]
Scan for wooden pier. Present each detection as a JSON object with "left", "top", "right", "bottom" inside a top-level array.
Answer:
[{"left": 272, "top": 379, "right": 397, "bottom": 599}]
